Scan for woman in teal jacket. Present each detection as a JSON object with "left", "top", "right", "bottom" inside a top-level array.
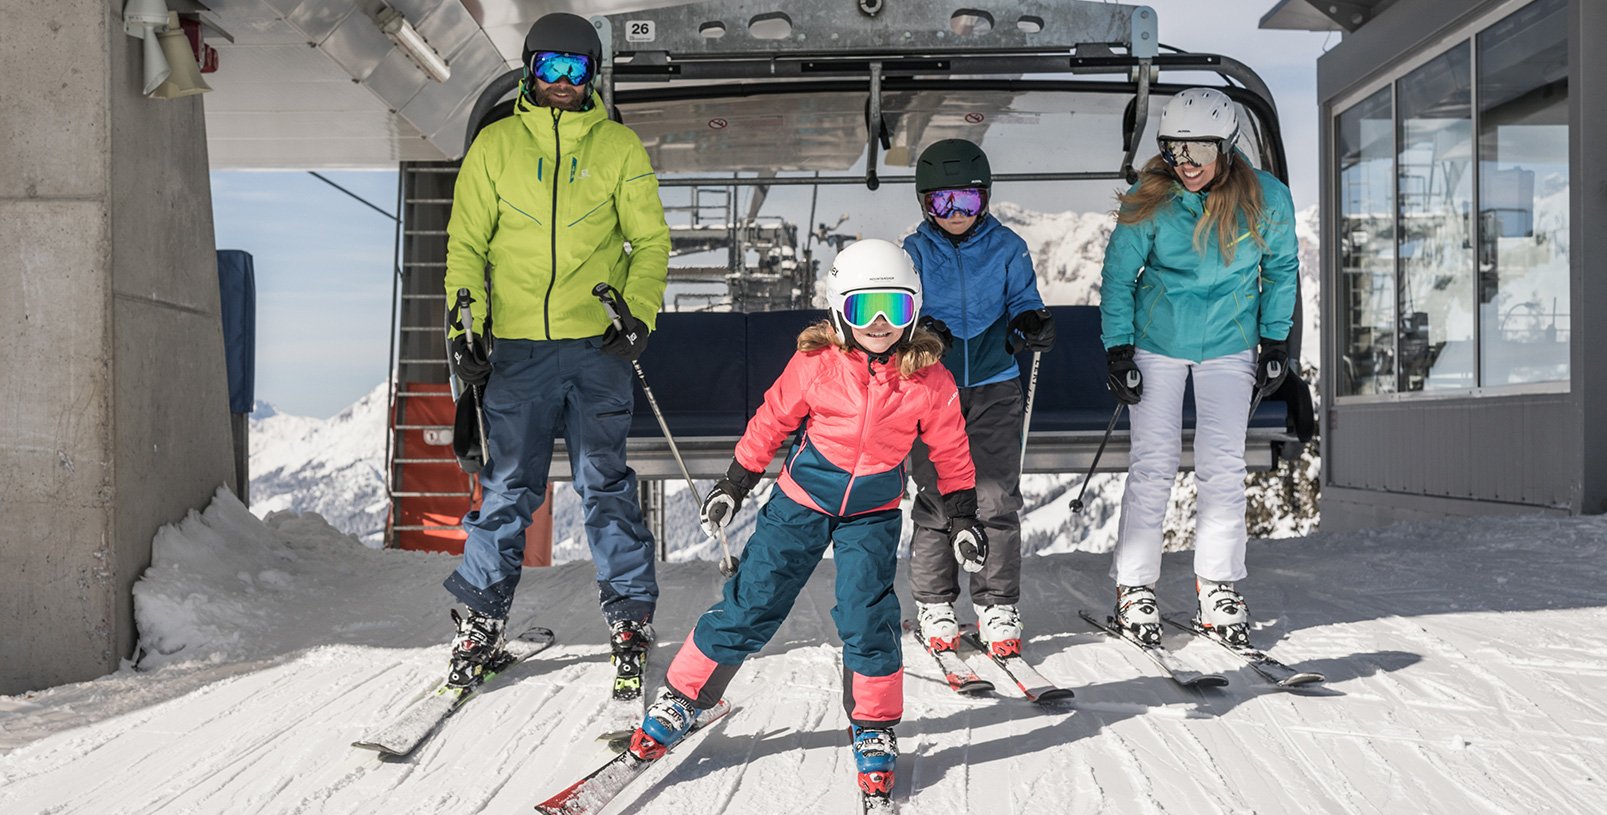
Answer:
[{"left": 1098, "top": 88, "right": 1298, "bottom": 650}]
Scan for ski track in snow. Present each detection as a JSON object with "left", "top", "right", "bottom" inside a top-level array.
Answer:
[{"left": 4, "top": 490, "right": 1607, "bottom": 814}]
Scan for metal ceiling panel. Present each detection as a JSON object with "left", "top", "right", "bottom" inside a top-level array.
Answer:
[
  {"left": 417, "top": 1, "right": 481, "bottom": 64},
  {"left": 204, "top": 77, "right": 379, "bottom": 112},
  {"left": 209, "top": 134, "right": 445, "bottom": 167},
  {"left": 320, "top": 8, "right": 397, "bottom": 82},
  {"left": 286, "top": 0, "right": 357, "bottom": 44},
  {"left": 363, "top": 47, "right": 432, "bottom": 112},
  {"left": 401, "top": 34, "right": 506, "bottom": 138}
]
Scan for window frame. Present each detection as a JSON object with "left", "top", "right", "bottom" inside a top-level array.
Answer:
[{"left": 1328, "top": 0, "right": 1570, "bottom": 405}]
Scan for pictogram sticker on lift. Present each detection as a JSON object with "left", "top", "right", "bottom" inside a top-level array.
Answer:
[{"left": 708, "top": 118, "right": 728, "bottom": 129}]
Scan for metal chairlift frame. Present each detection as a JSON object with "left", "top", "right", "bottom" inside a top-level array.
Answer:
[{"left": 425, "top": 0, "right": 1299, "bottom": 484}]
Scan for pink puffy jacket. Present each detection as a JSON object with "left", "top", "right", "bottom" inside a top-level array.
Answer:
[{"left": 734, "top": 333, "right": 976, "bottom": 517}]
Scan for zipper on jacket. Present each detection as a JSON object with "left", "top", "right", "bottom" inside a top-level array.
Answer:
[
  {"left": 837, "top": 354, "right": 880, "bottom": 516},
  {"left": 545, "top": 109, "right": 563, "bottom": 340},
  {"left": 954, "top": 242, "right": 971, "bottom": 387}
]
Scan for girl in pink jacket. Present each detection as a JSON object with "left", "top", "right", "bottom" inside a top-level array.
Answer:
[{"left": 625, "top": 239, "right": 985, "bottom": 806}]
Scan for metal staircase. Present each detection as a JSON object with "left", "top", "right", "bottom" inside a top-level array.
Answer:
[{"left": 386, "top": 161, "right": 473, "bottom": 551}]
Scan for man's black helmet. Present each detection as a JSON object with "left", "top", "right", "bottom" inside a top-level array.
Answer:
[
  {"left": 521, "top": 12, "right": 603, "bottom": 74},
  {"left": 915, "top": 139, "right": 992, "bottom": 193},
  {"left": 521, "top": 12, "right": 603, "bottom": 108}
]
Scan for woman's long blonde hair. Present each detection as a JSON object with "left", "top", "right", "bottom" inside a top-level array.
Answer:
[
  {"left": 796, "top": 320, "right": 946, "bottom": 378},
  {"left": 1116, "top": 154, "right": 1267, "bottom": 263}
]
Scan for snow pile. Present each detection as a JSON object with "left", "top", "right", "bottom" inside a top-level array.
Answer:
[{"left": 132, "top": 487, "right": 460, "bottom": 671}]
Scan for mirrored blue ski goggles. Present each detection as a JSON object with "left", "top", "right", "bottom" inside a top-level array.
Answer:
[
  {"left": 922, "top": 187, "right": 986, "bottom": 219},
  {"left": 841, "top": 290, "right": 917, "bottom": 329},
  {"left": 530, "top": 51, "right": 594, "bottom": 85},
  {"left": 1158, "top": 138, "right": 1223, "bottom": 167}
]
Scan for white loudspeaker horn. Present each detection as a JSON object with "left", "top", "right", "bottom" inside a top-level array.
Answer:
[
  {"left": 152, "top": 23, "right": 211, "bottom": 98},
  {"left": 141, "top": 24, "right": 171, "bottom": 95}
]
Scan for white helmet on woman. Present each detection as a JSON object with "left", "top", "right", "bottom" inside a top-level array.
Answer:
[
  {"left": 1157, "top": 87, "right": 1241, "bottom": 167},
  {"left": 826, "top": 239, "right": 923, "bottom": 351}
]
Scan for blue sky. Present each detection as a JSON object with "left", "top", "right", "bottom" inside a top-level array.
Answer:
[
  {"left": 212, "top": 3, "right": 1331, "bottom": 419},
  {"left": 212, "top": 170, "right": 400, "bottom": 418}
]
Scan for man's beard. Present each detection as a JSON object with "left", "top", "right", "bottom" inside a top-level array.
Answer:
[{"left": 535, "top": 84, "right": 587, "bottom": 111}]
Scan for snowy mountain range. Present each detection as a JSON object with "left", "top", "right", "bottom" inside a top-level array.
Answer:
[{"left": 248, "top": 204, "right": 1321, "bottom": 559}]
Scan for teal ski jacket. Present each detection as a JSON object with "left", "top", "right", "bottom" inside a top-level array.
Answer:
[{"left": 1099, "top": 167, "right": 1299, "bottom": 361}]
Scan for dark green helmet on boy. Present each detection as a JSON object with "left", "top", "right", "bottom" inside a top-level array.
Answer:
[{"left": 915, "top": 139, "right": 992, "bottom": 193}]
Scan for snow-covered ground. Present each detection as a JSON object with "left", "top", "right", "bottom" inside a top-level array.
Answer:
[{"left": 3, "top": 489, "right": 1605, "bottom": 814}]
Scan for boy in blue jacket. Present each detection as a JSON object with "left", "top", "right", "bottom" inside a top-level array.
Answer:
[{"left": 902, "top": 139, "right": 1055, "bottom": 659}]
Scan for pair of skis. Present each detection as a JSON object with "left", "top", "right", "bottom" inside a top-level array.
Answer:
[
  {"left": 906, "top": 620, "right": 1076, "bottom": 706},
  {"left": 352, "top": 626, "right": 557, "bottom": 757},
  {"left": 1079, "top": 610, "right": 1326, "bottom": 689}
]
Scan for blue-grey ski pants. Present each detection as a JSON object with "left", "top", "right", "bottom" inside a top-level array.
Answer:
[{"left": 443, "top": 337, "right": 658, "bottom": 623}]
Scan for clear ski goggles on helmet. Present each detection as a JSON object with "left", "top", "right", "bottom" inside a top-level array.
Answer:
[
  {"left": 921, "top": 187, "right": 987, "bottom": 219},
  {"left": 530, "top": 51, "right": 594, "bottom": 85},
  {"left": 1158, "top": 138, "right": 1223, "bottom": 168},
  {"left": 840, "top": 289, "right": 918, "bottom": 329}
]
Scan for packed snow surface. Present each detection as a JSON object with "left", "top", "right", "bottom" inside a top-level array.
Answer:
[{"left": 3, "top": 489, "right": 1605, "bottom": 814}]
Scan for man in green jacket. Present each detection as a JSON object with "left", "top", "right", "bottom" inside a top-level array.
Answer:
[{"left": 440, "top": 12, "right": 671, "bottom": 698}]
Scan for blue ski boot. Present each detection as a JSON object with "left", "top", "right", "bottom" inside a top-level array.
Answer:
[
  {"left": 850, "top": 724, "right": 898, "bottom": 799},
  {"left": 628, "top": 687, "right": 699, "bottom": 761}
]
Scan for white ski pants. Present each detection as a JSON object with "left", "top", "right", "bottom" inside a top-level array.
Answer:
[{"left": 1111, "top": 348, "right": 1257, "bottom": 587}]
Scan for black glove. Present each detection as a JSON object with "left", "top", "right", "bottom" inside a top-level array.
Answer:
[
  {"left": 1008, "top": 308, "right": 1055, "bottom": 353},
  {"left": 700, "top": 460, "right": 764, "bottom": 538},
  {"left": 1106, "top": 344, "right": 1143, "bottom": 405},
  {"left": 918, "top": 315, "right": 954, "bottom": 356},
  {"left": 601, "top": 299, "right": 651, "bottom": 361},
  {"left": 1256, "top": 337, "right": 1290, "bottom": 399},
  {"left": 448, "top": 334, "right": 492, "bottom": 388},
  {"left": 942, "top": 489, "right": 989, "bottom": 574}
]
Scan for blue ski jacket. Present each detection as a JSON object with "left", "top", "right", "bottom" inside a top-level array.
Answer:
[{"left": 902, "top": 215, "right": 1045, "bottom": 388}]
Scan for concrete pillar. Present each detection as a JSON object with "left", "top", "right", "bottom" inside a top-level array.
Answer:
[{"left": 0, "top": 0, "right": 236, "bottom": 694}]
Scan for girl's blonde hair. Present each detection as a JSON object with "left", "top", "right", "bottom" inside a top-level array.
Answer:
[
  {"left": 1116, "top": 154, "right": 1267, "bottom": 263},
  {"left": 796, "top": 320, "right": 946, "bottom": 378}
]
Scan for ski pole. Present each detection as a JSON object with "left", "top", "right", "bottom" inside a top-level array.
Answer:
[
  {"left": 1018, "top": 351, "right": 1041, "bottom": 474},
  {"left": 455, "top": 288, "right": 489, "bottom": 456},
  {"left": 592, "top": 283, "right": 740, "bottom": 578},
  {"left": 1068, "top": 401, "right": 1126, "bottom": 513}
]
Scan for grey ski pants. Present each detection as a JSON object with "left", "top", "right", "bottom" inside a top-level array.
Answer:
[{"left": 909, "top": 379, "right": 1024, "bottom": 607}]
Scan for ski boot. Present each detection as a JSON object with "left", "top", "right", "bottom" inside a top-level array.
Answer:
[
  {"left": 1196, "top": 577, "right": 1251, "bottom": 648},
  {"left": 1114, "top": 584, "right": 1163, "bottom": 646},
  {"left": 628, "top": 687, "right": 700, "bottom": 761},
  {"left": 974, "top": 603, "right": 1023, "bottom": 658},
  {"left": 850, "top": 725, "right": 898, "bottom": 799},
  {"left": 914, "top": 601, "right": 960, "bottom": 653},
  {"left": 609, "top": 619, "right": 654, "bottom": 701},
  {"left": 447, "top": 609, "right": 510, "bottom": 689}
]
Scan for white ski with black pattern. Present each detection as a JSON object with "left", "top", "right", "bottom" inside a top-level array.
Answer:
[
  {"left": 1078, "top": 610, "right": 1229, "bottom": 689},
  {"left": 1162, "top": 612, "right": 1326, "bottom": 688}
]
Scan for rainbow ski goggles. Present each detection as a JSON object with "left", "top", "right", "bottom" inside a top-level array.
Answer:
[
  {"left": 922, "top": 187, "right": 986, "bottom": 219},
  {"left": 530, "top": 51, "right": 594, "bottom": 85},
  {"left": 841, "top": 289, "right": 917, "bottom": 329},
  {"left": 1158, "top": 138, "right": 1224, "bottom": 168}
]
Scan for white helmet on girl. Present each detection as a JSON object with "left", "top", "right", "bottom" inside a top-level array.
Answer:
[{"left": 826, "top": 239, "right": 923, "bottom": 350}]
